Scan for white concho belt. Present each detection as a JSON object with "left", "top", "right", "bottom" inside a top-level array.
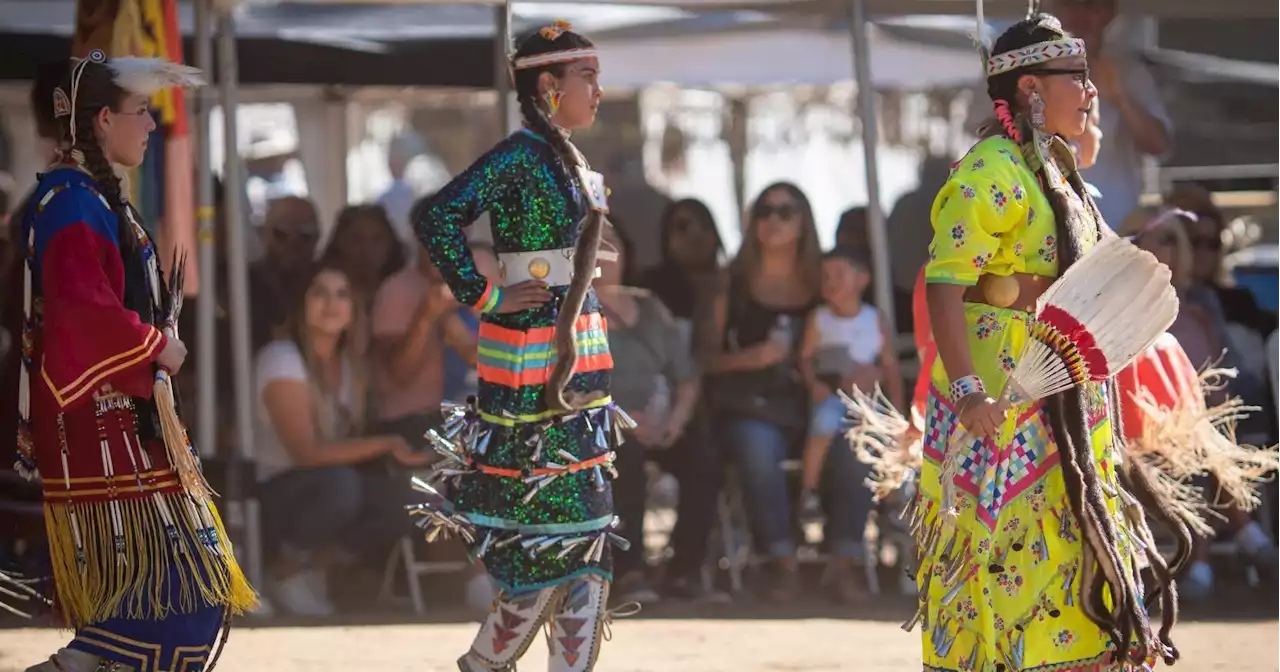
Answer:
[{"left": 498, "top": 246, "right": 618, "bottom": 287}]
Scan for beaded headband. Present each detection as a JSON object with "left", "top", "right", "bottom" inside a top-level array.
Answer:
[
  {"left": 510, "top": 20, "right": 597, "bottom": 71},
  {"left": 986, "top": 37, "right": 1087, "bottom": 77}
]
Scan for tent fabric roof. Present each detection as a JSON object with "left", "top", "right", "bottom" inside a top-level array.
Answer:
[{"left": 236, "top": 0, "right": 1278, "bottom": 19}]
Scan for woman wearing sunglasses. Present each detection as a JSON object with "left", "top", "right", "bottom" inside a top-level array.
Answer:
[{"left": 899, "top": 13, "right": 1197, "bottom": 670}]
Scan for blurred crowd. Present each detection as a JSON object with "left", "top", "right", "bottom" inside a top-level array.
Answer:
[{"left": 1, "top": 0, "right": 1276, "bottom": 622}]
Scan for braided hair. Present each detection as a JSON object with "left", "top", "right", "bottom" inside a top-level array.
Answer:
[
  {"left": 511, "top": 27, "right": 607, "bottom": 411},
  {"left": 54, "top": 58, "right": 134, "bottom": 253},
  {"left": 984, "top": 15, "right": 1188, "bottom": 666}
]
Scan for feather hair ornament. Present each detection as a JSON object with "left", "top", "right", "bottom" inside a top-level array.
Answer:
[
  {"left": 107, "top": 57, "right": 206, "bottom": 96},
  {"left": 972, "top": 0, "right": 993, "bottom": 73},
  {"left": 936, "top": 236, "right": 1179, "bottom": 516}
]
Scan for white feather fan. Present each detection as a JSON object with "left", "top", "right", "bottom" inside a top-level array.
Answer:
[{"left": 938, "top": 236, "right": 1180, "bottom": 515}]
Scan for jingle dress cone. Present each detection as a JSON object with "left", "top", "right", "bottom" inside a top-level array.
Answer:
[{"left": 916, "top": 136, "right": 1141, "bottom": 671}]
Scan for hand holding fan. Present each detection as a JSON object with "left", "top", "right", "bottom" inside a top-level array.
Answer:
[
  {"left": 939, "top": 236, "right": 1180, "bottom": 515},
  {"left": 153, "top": 249, "right": 216, "bottom": 502}
]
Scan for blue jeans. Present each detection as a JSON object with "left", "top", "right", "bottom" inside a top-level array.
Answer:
[
  {"left": 259, "top": 464, "right": 413, "bottom": 566},
  {"left": 724, "top": 418, "right": 873, "bottom": 560}
]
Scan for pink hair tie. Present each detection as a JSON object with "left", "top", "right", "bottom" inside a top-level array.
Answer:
[{"left": 993, "top": 99, "right": 1021, "bottom": 143}]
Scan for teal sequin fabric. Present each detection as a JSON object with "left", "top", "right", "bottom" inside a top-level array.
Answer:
[{"left": 412, "top": 130, "right": 625, "bottom": 594}]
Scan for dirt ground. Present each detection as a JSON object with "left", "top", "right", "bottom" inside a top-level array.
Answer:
[{"left": 1, "top": 616, "right": 1276, "bottom": 671}]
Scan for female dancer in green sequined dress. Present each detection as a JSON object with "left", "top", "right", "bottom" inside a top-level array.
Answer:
[{"left": 410, "top": 21, "right": 630, "bottom": 672}]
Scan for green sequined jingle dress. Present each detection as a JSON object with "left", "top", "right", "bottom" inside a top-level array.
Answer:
[{"left": 412, "top": 128, "right": 624, "bottom": 596}]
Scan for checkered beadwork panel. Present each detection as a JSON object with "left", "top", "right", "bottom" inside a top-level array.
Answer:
[{"left": 923, "top": 387, "right": 1060, "bottom": 529}]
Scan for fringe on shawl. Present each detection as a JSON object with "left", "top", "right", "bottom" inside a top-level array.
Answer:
[
  {"left": 44, "top": 494, "right": 257, "bottom": 628},
  {"left": 1124, "top": 366, "right": 1279, "bottom": 536}
]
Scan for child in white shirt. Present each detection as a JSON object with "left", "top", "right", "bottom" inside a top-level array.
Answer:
[{"left": 798, "top": 249, "right": 904, "bottom": 515}]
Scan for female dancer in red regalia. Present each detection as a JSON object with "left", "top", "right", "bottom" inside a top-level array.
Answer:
[{"left": 15, "top": 51, "right": 255, "bottom": 672}]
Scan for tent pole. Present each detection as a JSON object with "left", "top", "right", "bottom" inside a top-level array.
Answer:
[
  {"left": 495, "top": 1, "right": 516, "bottom": 135},
  {"left": 216, "top": 4, "right": 261, "bottom": 591},
  {"left": 193, "top": 0, "right": 216, "bottom": 461},
  {"left": 848, "top": 0, "right": 896, "bottom": 335}
]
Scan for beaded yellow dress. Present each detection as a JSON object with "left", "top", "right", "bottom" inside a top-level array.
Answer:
[{"left": 915, "top": 136, "right": 1142, "bottom": 671}]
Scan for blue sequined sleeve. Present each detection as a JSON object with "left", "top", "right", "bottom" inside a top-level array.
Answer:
[{"left": 415, "top": 135, "right": 532, "bottom": 311}]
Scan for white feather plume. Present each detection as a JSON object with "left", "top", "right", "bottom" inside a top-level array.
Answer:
[
  {"left": 108, "top": 58, "right": 205, "bottom": 96},
  {"left": 972, "top": 0, "right": 993, "bottom": 72},
  {"left": 1012, "top": 236, "right": 1179, "bottom": 402}
]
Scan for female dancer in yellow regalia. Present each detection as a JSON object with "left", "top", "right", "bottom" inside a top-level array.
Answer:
[{"left": 912, "top": 13, "right": 1186, "bottom": 672}]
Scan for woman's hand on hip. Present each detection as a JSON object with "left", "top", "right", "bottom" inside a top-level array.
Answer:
[{"left": 495, "top": 280, "right": 553, "bottom": 313}]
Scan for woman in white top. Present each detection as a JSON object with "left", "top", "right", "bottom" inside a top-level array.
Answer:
[
  {"left": 798, "top": 248, "right": 904, "bottom": 511},
  {"left": 255, "top": 262, "right": 428, "bottom": 617}
]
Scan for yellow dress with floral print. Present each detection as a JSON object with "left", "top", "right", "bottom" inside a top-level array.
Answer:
[{"left": 915, "top": 137, "right": 1137, "bottom": 671}]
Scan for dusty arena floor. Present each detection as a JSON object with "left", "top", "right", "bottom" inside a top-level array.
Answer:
[{"left": 1, "top": 606, "right": 1276, "bottom": 671}]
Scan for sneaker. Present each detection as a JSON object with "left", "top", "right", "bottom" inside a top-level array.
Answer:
[
  {"left": 1236, "top": 522, "right": 1278, "bottom": 567},
  {"left": 271, "top": 571, "right": 336, "bottom": 617}
]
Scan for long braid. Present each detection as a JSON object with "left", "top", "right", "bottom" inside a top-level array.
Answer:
[
  {"left": 1039, "top": 117, "right": 1154, "bottom": 664},
  {"left": 66, "top": 62, "right": 134, "bottom": 254},
  {"left": 512, "top": 26, "right": 608, "bottom": 411}
]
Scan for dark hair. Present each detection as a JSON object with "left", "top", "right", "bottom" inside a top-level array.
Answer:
[
  {"left": 283, "top": 260, "right": 369, "bottom": 435},
  {"left": 323, "top": 203, "right": 406, "bottom": 287},
  {"left": 658, "top": 198, "right": 722, "bottom": 266},
  {"left": 55, "top": 59, "right": 133, "bottom": 251},
  {"left": 732, "top": 182, "right": 823, "bottom": 301},
  {"left": 823, "top": 246, "right": 869, "bottom": 273},
  {"left": 986, "top": 16, "right": 1187, "bottom": 664},
  {"left": 835, "top": 206, "right": 868, "bottom": 242},
  {"left": 32, "top": 62, "right": 69, "bottom": 141},
  {"left": 511, "top": 25, "right": 607, "bottom": 411}
]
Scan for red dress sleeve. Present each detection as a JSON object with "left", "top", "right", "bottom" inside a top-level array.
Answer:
[
  {"left": 35, "top": 187, "right": 166, "bottom": 410},
  {"left": 911, "top": 265, "right": 935, "bottom": 421},
  {"left": 1116, "top": 333, "right": 1202, "bottom": 441}
]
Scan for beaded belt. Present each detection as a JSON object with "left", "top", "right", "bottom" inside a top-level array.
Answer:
[{"left": 498, "top": 247, "right": 618, "bottom": 288}]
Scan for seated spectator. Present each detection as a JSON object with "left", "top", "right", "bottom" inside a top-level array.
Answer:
[
  {"left": 798, "top": 248, "right": 903, "bottom": 520},
  {"left": 1166, "top": 186, "right": 1275, "bottom": 440},
  {"left": 596, "top": 221, "right": 707, "bottom": 605},
  {"left": 441, "top": 240, "right": 499, "bottom": 402},
  {"left": 1120, "top": 207, "right": 1278, "bottom": 596},
  {"left": 370, "top": 242, "right": 475, "bottom": 444},
  {"left": 250, "top": 196, "right": 321, "bottom": 351},
  {"left": 255, "top": 262, "right": 428, "bottom": 617},
  {"left": 708, "top": 183, "right": 875, "bottom": 604},
  {"left": 321, "top": 204, "right": 406, "bottom": 306}
]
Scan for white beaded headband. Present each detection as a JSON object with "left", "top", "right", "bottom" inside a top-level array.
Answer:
[
  {"left": 510, "top": 20, "right": 596, "bottom": 71},
  {"left": 512, "top": 48, "right": 598, "bottom": 71},
  {"left": 986, "top": 37, "right": 1087, "bottom": 77}
]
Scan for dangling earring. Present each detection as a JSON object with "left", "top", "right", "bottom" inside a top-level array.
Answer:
[
  {"left": 1029, "top": 91, "right": 1046, "bottom": 130},
  {"left": 543, "top": 89, "right": 563, "bottom": 117}
]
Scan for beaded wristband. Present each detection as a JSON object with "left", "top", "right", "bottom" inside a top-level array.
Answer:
[{"left": 949, "top": 374, "right": 986, "bottom": 402}]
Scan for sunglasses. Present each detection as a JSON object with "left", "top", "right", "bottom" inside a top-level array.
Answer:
[
  {"left": 755, "top": 203, "right": 800, "bottom": 221},
  {"left": 1032, "top": 68, "right": 1091, "bottom": 86}
]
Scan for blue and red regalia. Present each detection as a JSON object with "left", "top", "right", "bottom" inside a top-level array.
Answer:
[{"left": 14, "top": 54, "right": 255, "bottom": 672}]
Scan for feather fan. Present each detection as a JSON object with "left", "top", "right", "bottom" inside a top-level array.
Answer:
[{"left": 938, "top": 236, "right": 1179, "bottom": 514}]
